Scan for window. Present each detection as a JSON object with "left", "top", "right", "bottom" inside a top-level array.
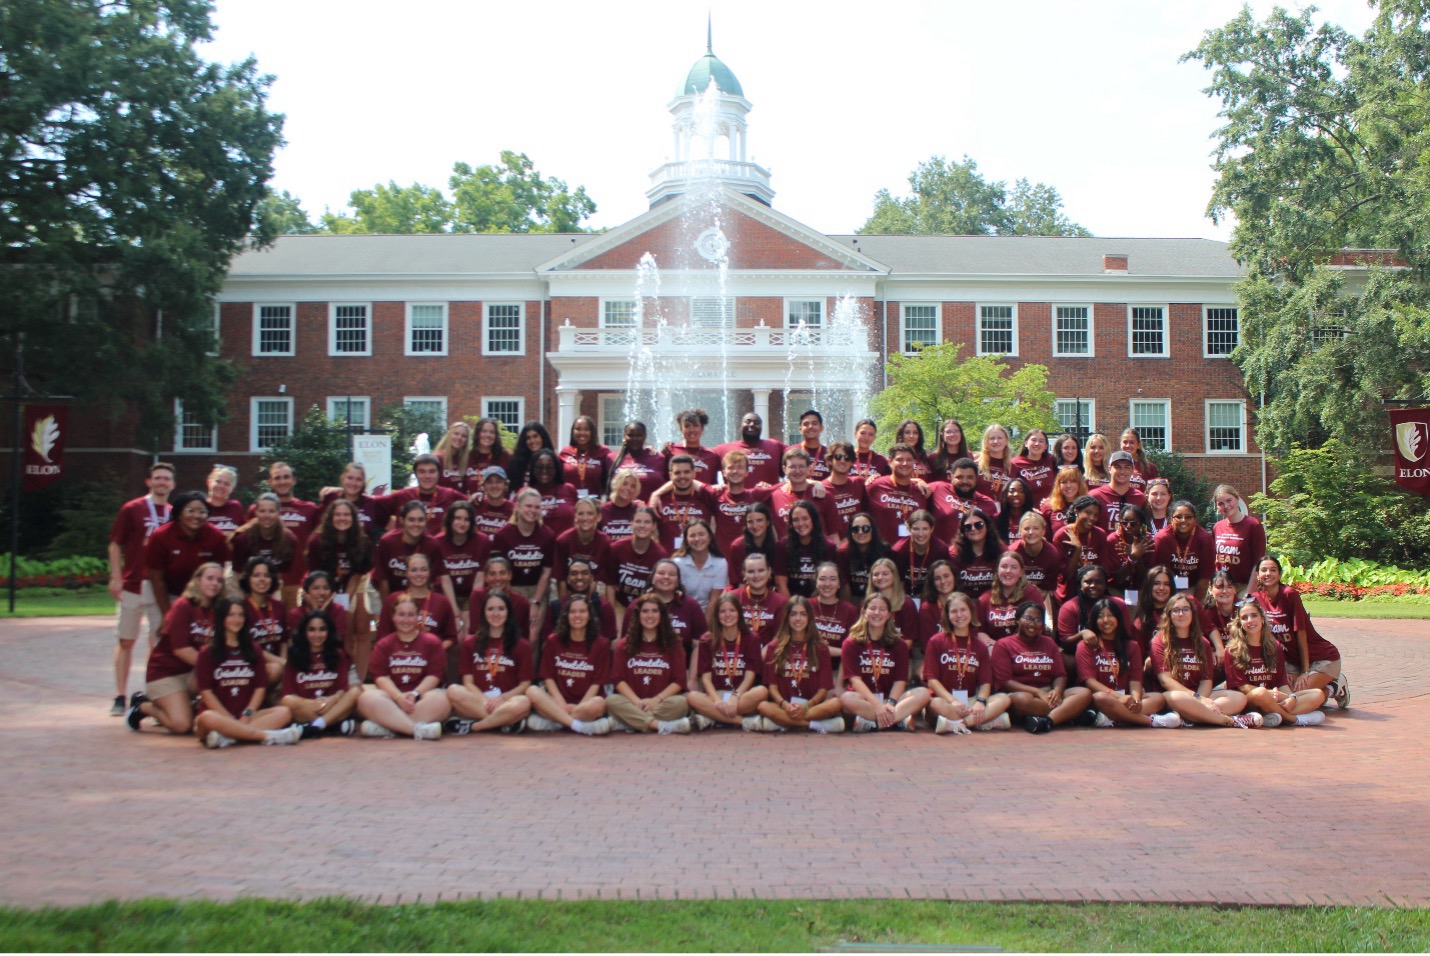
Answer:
[
  {"left": 598, "top": 394, "right": 627, "bottom": 446},
  {"left": 484, "top": 303, "right": 524, "bottom": 355},
  {"left": 404, "top": 396, "right": 449, "bottom": 428},
  {"left": 326, "top": 396, "right": 371, "bottom": 429},
  {"left": 406, "top": 303, "right": 448, "bottom": 356},
  {"left": 1129, "top": 400, "right": 1171, "bottom": 451},
  {"left": 208, "top": 302, "right": 222, "bottom": 357},
  {"left": 252, "top": 304, "right": 294, "bottom": 356},
  {"left": 1128, "top": 306, "right": 1168, "bottom": 357},
  {"left": 173, "top": 400, "right": 217, "bottom": 453},
  {"left": 1053, "top": 305, "right": 1093, "bottom": 356},
  {"left": 329, "top": 303, "right": 371, "bottom": 356},
  {"left": 901, "top": 304, "right": 940, "bottom": 352},
  {"left": 977, "top": 304, "right": 1017, "bottom": 356},
  {"left": 1054, "top": 399, "right": 1095, "bottom": 440},
  {"left": 483, "top": 397, "right": 524, "bottom": 431},
  {"left": 786, "top": 299, "right": 823, "bottom": 330},
  {"left": 249, "top": 397, "right": 294, "bottom": 452},
  {"left": 1205, "top": 400, "right": 1246, "bottom": 453},
  {"left": 1203, "top": 306, "right": 1239, "bottom": 357},
  {"left": 692, "top": 296, "right": 735, "bottom": 329},
  {"left": 602, "top": 300, "right": 637, "bottom": 328},
  {"left": 1311, "top": 306, "right": 1349, "bottom": 349}
]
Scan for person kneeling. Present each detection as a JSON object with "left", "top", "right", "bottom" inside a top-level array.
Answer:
[
  {"left": 194, "top": 597, "right": 300, "bottom": 749},
  {"left": 992, "top": 601, "right": 1094, "bottom": 733},
  {"left": 447, "top": 591, "right": 534, "bottom": 734},
  {"left": 357, "top": 596, "right": 451, "bottom": 740}
]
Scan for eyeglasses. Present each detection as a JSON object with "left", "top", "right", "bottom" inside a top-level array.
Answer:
[
  {"left": 962, "top": 521, "right": 986, "bottom": 531},
  {"left": 1169, "top": 606, "right": 1193, "bottom": 615}
]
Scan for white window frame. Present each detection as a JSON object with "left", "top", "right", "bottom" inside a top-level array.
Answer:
[
  {"left": 900, "top": 303, "right": 942, "bottom": 354},
  {"left": 784, "top": 298, "right": 824, "bottom": 330},
  {"left": 1204, "top": 400, "right": 1247, "bottom": 455},
  {"left": 1128, "top": 399, "right": 1172, "bottom": 452},
  {"left": 1052, "top": 304, "right": 1095, "bottom": 357},
  {"left": 172, "top": 399, "right": 217, "bottom": 454},
  {"left": 483, "top": 302, "right": 525, "bottom": 356},
  {"left": 1054, "top": 398, "right": 1096, "bottom": 438},
  {"left": 1202, "top": 306, "right": 1240, "bottom": 359},
  {"left": 403, "top": 396, "right": 449, "bottom": 425},
  {"left": 482, "top": 396, "right": 526, "bottom": 431},
  {"left": 326, "top": 396, "right": 371, "bottom": 429},
  {"left": 249, "top": 397, "right": 294, "bottom": 453},
  {"left": 405, "top": 302, "right": 449, "bottom": 357},
  {"left": 1127, "top": 305, "right": 1170, "bottom": 358},
  {"left": 208, "top": 302, "right": 222, "bottom": 357},
  {"left": 600, "top": 298, "right": 638, "bottom": 328},
  {"left": 976, "top": 303, "right": 1019, "bottom": 357},
  {"left": 598, "top": 393, "right": 627, "bottom": 447},
  {"left": 328, "top": 302, "right": 373, "bottom": 357},
  {"left": 251, "top": 303, "right": 295, "bottom": 357}
]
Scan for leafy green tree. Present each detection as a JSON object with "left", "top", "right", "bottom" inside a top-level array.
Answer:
[
  {"left": 374, "top": 402, "right": 447, "bottom": 490},
  {"left": 258, "top": 190, "right": 317, "bottom": 235},
  {"left": 259, "top": 406, "right": 353, "bottom": 503},
  {"left": 1185, "top": 2, "right": 1430, "bottom": 454},
  {"left": 319, "top": 182, "right": 454, "bottom": 234},
  {"left": 859, "top": 156, "right": 1090, "bottom": 237},
  {"left": 1, "top": 0, "right": 282, "bottom": 446},
  {"left": 869, "top": 342, "right": 1057, "bottom": 452},
  {"left": 450, "top": 151, "right": 596, "bottom": 234}
]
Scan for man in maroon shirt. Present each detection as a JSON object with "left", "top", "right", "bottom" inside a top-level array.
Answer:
[
  {"left": 1089, "top": 451, "right": 1147, "bottom": 531},
  {"left": 713, "top": 412, "right": 785, "bottom": 487},
  {"left": 864, "top": 444, "right": 931, "bottom": 543},
  {"left": 373, "top": 454, "right": 468, "bottom": 536},
  {"left": 795, "top": 409, "right": 831, "bottom": 481},
  {"left": 768, "top": 446, "right": 843, "bottom": 541},
  {"left": 254, "top": 461, "right": 322, "bottom": 606},
  {"left": 662, "top": 409, "right": 722, "bottom": 482},
  {"left": 471, "top": 467, "right": 516, "bottom": 537},
  {"left": 648, "top": 455, "right": 718, "bottom": 549},
  {"left": 107, "top": 462, "right": 174, "bottom": 714},
  {"left": 928, "top": 458, "right": 1000, "bottom": 542}
]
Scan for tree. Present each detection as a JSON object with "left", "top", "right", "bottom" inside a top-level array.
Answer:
[
  {"left": 869, "top": 342, "right": 1057, "bottom": 452},
  {"left": 859, "top": 156, "right": 1090, "bottom": 237},
  {"left": 257, "top": 190, "right": 317, "bottom": 235},
  {"left": 1185, "top": 2, "right": 1430, "bottom": 454},
  {"left": 1, "top": 0, "right": 283, "bottom": 444},
  {"left": 319, "top": 181, "right": 454, "bottom": 234},
  {"left": 258, "top": 406, "right": 352, "bottom": 504},
  {"left": 450, "top": 151, "right": 597, "bottom": 234}
]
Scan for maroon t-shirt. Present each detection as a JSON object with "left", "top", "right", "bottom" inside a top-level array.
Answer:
[
  {"left": 552, "top": 528, "right": 612, "bottom": 584},
  {"left": 458, "top": 635, "right": 535, "bottom": 693},
  {"left": 558, "top": 445, "right": 612, "bottom": 499},
  {"left": 1051, "top": 525, "right": 1109, "bottom": 602},
  {"left": 835, "top": 541, "right": 883, "bottom": 602},
  {"left": 976, "top": 456, "right": 1013, "bottom": 500},
  {"left": 891, "top": 536, "right": 950, "bottom": 597},
  {"left": 377, "top": 590, "right": 458, "bottom": 646},
  {"left": 1075, "top": 638, "right": 1144, "bottom": 692},
  {"left": 1149, "top": 634, "right": 1215, "bottom": 689},
  {"left": 1213, "top": 514, "right": 1267, "bottom": 587},
  {"left": 784, "top": 535, "right": 839, "bottom": 598},
  {"left": 144, "top": 521, "right": 231, "bottom": 598},
  {"left": 146, "top": 598, "right": 212, "bottom": 680},
  {"left": 523, "top": 481, "right": 579, "bottom": 538},
  {"left": 1054, "top": 596, "right": 1131, "bottom": 645},
  {"left": 371, "top": 531, "right": 442, "bottom": 590},
  {"left": 318, "top": 491, "right": 385, "bottom": 541},
  {"left": 468, "top": 587, "right": 531, "bottom": 635},
  {"left": 663, "top": 442, "right": 723, "bottom": 483},
  {"left": 281, "top": 648, "right": 353, "bottom": 699},
  {"left": 762, "top": 639, "right": 833, "bottom": 701},
  {"left": 436, "top": 451, "right": 484, "bottom": 495},
  {"left": 368, "top": 631, "right": 446, "bottom": 692},
  {"left": 110, "top": 495, "right": 171, "bottom": 594},
  {"left": 195, "top": 644, "right": 264, "bottom": 717},
  {"left": 1152, "top": 526, "right": 1216, "bottom": 589},
  {"left": 1011, "top": 539, "right": 1065, "bottom": 601},
  {"left": 538, "top": 635, "right": 611, "bottom": 700},
  {"left": 1037, "top": 501, "right": 1071, "bottom": 538},
  {"left": 304, "top": 532, "right": 373, "bottom": 593},
  {"left": 694, "top": 634, "right": 764, "bottom": 693},
  {"left": 491, "top": 524, "right": 556, "bottom": 588},
  {"left": 1128, "top": 459, "right": 1160, "bottom": 491},
  {"left": 652, "top": 486, "right": 720, "bottom": 550},
  {"left": 811, "top": 598, "right": 859, "bottom": 653},
  {"left": 248, "top": 497, "right": 320, "bottom": 587},
  {"left": 1222, "top": 644, "right": 1288, "bottom": 690},
  {"left": 794, "top": 443, "right": 830, "bottom": 481},
  {"left": 1011, "top": 454, "right": 1059, "bottom": 505},
  {"left": 840, "top": 637, "right": 910, "bottom": 697},
  {"left": 977, "top": 585, "right": 1045, "bottom": 640},
  {"left": 1101, "top": 530, "right": 1154, "bottom": 590},
  {"left": 434, "top": 532, "right": 492, "bottom": 600},
  {"left": 767, "top": 484, "right": 842, "bottom": 539},
  {"left": 709, "top": 485, "right": 775, "bottom": 553},
  {"left": 713, "top": 438, "right": 786, "bottom": 487},
  {"left": 230, "top": 528, "right": 297, "bottom": 576},
  {"left": 991, "top": 632, "right": 1066, "bottom": 690},
  {"left": 613, "top": 638, "right": 687, "bottom": 695},
  {"left": 471, "top": 498, "right": 516, "bottom": 539},
  {"left": 597, "top": 499, "right": 641, "bottom": 542},
  {"left": 244, "top": 597, "right": 288, "bottom": 655},
  {"left": 205, "top": 499, "right": 246, "bottom": 538},
  {"left": 287, "top": 602, "right": 348, "bottom": 641},
  {"left": 863, "top": 476, "right": 931, "bottom": 543},
  {"left": 1200, "top": 603, "right": 1234, "bottom": 643},
  {"left": 926, "top": 482, "right": 1000, "bottom": 543},
  {"left": 373, "top": 486, "right": 467, "bottom": 537},
  {"left": 951, "top": 552, "right": 998, "bottom": 599},
  {"left": 850, "top": 450, "right": 890, "bottom": 480},
  {"left": 1089, "top": 484, "right": 1147, "bottom": 531},
  {"left": 723, "top": 537, "right": 786, "bottom": 587},
  {"left": 662, "top": 595, "right": 709, "bottom": 654},
  {"left": 730, "top": 587, "right": 789, "bottom": 645},
  {"left": 605, "top": 539, "right": 669, "bottom": 604},
  {"left": 1254, "top": 586, "right": 1340, "bottom": 662},
  {"left": 821, "top": 477, "right": 867, "bottom": 532},
  {"left": 922, "top": 632, "right": 992, "bottom": 694}
]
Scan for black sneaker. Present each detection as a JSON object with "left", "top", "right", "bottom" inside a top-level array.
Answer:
[
  {"left": 1021, "top": 715, "right": 1052, "bottom": 734},
  {"left": 444, "top": 717, "right": 474, "bottom": 736},
  {"left": 500, "top": 717, "right": 528, "bottom": 734},
  {"left": 1074, "top": 708, "right": 1100, "bottom": 727},
  {"left": 125, "top": 692, "right": 149, "bottom": 732},
  {"left": 298, "top": 722, "right": 324, "bottom": 740},
  {"left": 110, "top": 695, "right": 125, "bottom": 717},
  {"left": 326, "top": 719, "right": 357, "bottom": 737}
]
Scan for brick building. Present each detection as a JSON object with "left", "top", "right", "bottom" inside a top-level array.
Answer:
[{"left": 169, "top": 46, "right": 1268, "bottom": 493}]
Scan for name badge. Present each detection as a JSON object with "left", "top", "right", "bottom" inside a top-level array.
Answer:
[
  {"left": 577, "top": 490, "right": 594, "bottom": 500},
  {"left": 1124, "top": 589, "right": 1140, "bottom": 605},
  {"left": 952, "top": 690, "right": 968, "bottom": 704},
  {"left": 1173, "top": 575, "right": 1190, "bottom": 590},
  {"left": 673, "top": 536, "right": 683, "bottom": 551},
  {"left": 484, "top": 687, "right": 502, "bottom": 698},
  {"left": 333, "top": 593, "right": 351, "bottom": 611},
  {"left": 897, "top": 523, "right": 909, "bottom": 537}
]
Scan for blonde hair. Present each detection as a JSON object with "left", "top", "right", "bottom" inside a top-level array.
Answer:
[
  {"left": 181, "top": 562, "right": 226, "bottom": 604},
  {"left": 1224, "top": 601, "right": 1279, "bottom": 676},
  {"left": 433, "top": 421, "right": 473, "bottom": 476},
  {"left": 509, "top": 487, "right": 544, "bottom": 525},
  {"left": 868, "top": 557, "right": 907, "bottom": 613},
  {"left": 1083, "top": 433, "right": 1110, "bottom": 485},
  {"left": 988, "top": 551, "right": 1031, "bottom": 605},
  {"left": 1046, "top": 467, "right": 1087, "bottom": 512},
  {"left": 608, "top": 468, "right": 642, "bottom": 499},
  {"left": 847, "top": 592, "right": 900, "bottom": 648},
  {"left": 977, "top": 422, "right": 1011, "bottom": 476}
]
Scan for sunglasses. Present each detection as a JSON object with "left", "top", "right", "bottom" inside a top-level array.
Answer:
[
  {"left": 851, "top": 525, "right": 873, "bottom": 533},
  {"left": 962, "top": 521, "right": 986, "bottom": 531},
  {"left": 829, "top": 454, "right": 853, "bottom": 462}
]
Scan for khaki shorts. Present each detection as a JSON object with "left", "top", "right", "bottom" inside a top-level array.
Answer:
[
  {"left": 145, "top": 672, "right": 194, "bottom": 700},
  {"left": 1286, "top": 659, "right": 1342, "bottom": 680},
  {"left": 115, "top": 582, "right": 161, "bottom": 644}
]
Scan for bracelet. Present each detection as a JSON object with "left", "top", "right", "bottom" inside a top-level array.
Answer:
[
  {"left": 241, "top": 708, "right": 253, "bottom": 717},
  {"left": 974, "top": 697, "right": 988, "bottom": 704},
  {"left": 411, "top": 690, "right": 421, "bottom": 702}
]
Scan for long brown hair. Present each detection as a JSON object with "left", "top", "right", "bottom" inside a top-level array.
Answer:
[
  {"left": 622, "top": 592, "right": 677, "bottom": 657},
  {"left": 1156, "top": 592, "right": 1210, "bottom": 681},
  {"left": 706, "top": 592, "right": 750, "bottom": 652},
  {"left": 234, "top": 492, "right": 296, "bottom": 564},
  {"left": 769, "top": 595, "right": 819, "bottom": 674},
  {"left": 1225, "top": 600, "right": 1279, "bottom": 675},
  {"left": 988, "top": 551, "right": 1031, "bottom": 605}
]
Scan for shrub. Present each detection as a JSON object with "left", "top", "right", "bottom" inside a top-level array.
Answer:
[
  {"left": 1146, "top": 448, "right": 1216, "bottom": 524},
  {"left": 0, "top": 554, "right": 108, "bottom": 589}
]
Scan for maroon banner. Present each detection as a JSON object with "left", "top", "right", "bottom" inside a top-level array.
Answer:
[
  {"left": 1391, "top": 408, "right": 1430, "bottom": 496},
  {"left": 22, "top": 404, "right": 67, "bottom": 491}
]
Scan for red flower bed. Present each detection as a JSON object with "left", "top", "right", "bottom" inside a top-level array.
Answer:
[
  {"left": 9, "top": 573, "right": 106, "bottom": 590},
  {"left": 1297, "top": 582, "right": 1430, "bottom": 601}
]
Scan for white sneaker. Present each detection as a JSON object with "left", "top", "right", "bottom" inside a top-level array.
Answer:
[
  {"left": 975, "top": 712, "right": 1012, "bottom": 732},
  {"left": 1261, "top": 712, "right": 1283, "bottom": 728},
  {"left": 853, "top": 716, "right": 878, "bottom": 734},
  {"left": 1231, "top": 713, "right": 1264, "bottom": 729},
  {"left": 574, "top": 717, "right": 611, "bottom": 736},
  {"left": 525, "top": 714, "right": 562, "bottom": 733},
  {"left": 690, "top": 713, "right": 716, "bottom": 732},
  {"left": 1334, "top": 676, "right": 1351, "bottom": 709},
  {"left": 1149, "top": 712, "right": 1182, "bottom": 728},
  {"left": 360, "top": 720, "right": 396, "bottom": 738},
  {"left": 760, "top": 716, "right": 787, "bottom": 733},
  {"left": 657, "top": 717, "right": 691, "bottom": 735},
  {"left": 1094, "top": 712, "right": 1115, "bottom": 728},
  {"left": 936, "top": 716, "right": 971, "bottom": 735},
  {"left": 742, "top": 715, "right": 764, "bottom": 732},
  {"left": 811, "top": 717, "right": 845, "bottom": 734},
  {"left": 1295, "top": 710, "right": 1326, "bottom": 727},
  {"left": 204, "top": 731, "right": 235, "bottom": 749},
  {"left": 412, "top": 721, "right": 442, "bottom": 741},
  {"left": 262, "top": 725, "right": 301, "bottom": 746}
]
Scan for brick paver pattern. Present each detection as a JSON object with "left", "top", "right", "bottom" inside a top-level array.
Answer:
[{"left": 0, "top": 616, "right": 1426, "bottom": 908}]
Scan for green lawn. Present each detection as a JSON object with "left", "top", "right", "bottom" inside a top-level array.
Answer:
[
  {"left": 1, "top": 898, "right": 1424, "bottom": 952},
  {"left": 0, "top": 585, "right": 112, "bottom": 618},
  {"left": 1302, "top": 597, "right": 1430, "bottom": 619}
]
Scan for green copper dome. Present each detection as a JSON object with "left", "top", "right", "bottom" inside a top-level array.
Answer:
[{"left": 681, "top": 53, "right": 743, "bottom": 97}]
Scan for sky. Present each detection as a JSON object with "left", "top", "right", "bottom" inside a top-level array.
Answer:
[{"left": 201, "top": 0, "right": 1378, "bottom": 241}]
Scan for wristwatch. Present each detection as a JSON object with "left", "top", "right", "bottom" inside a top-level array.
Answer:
[{"left": 241, "top": 708, "right": 253, "bottom": 717}]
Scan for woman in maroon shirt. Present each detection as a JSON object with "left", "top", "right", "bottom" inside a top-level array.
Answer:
[
  {"left": 281, "top": 608, "right": 361, "bottom": 738},
  {"left": 1010, "top": 511, "right": 1063, "bottom": 601},
  {"left": 1152, "top": 499, "right": 1214, "bottom": 600},
  {"left": 783, "top": 500, "right": 838, "bottom": 598},
  {"left": 755, "top": 596, "right": 843, "bottom": 733},
  {"left": 377, "top": 551, "right": 459, "bottom": 678},
  {"left": 975, "top": 422, "right": 1014, "bottom": 499},
  {"left": 435, "top": 500, "right": 488, "bottom": 631},
  {"left": 305, "top": 498, "right": 373, "bottom": 617},
  {"left": 837, "top": 512, "right": 891, "bottom": 603},
  {"left": 951, "top": 507, "right": 1002, "bottom": 599},
  {"left": 923, "top": 591, "right": 1011, "bottom": 733},
  {"left": 1151, "top": 593, "right": 1259, "bottom": 729},
  {"left": 1119, "top": 428, "right": 1160, "bottom": 490},
  {"left": 357, "top": 595, "right": 451, "bottom": 740},
  {"left": 609, "top": 594, "right": 691, "bottom": 734},
  {"left": 1143, "top": 478, "right": 1173, "bottom": 536},
  {"left": 890, "top": 509, "right": 947, "bottom": 598},
  {"left": 1076, "top": 597, "right": 1178, "bottom": 728},
  {"left": 1222, "top": 600, "right": 1327, "bottom": 726},
  {"left": 995, "top": 479, "right": 1033, "bottom": 547},
  {"left": 447, "top": 590, "right": 535, "bottom": 734},
  {"left": 1052, "top": 433, "right": 1083, "bottom": 475},
  {"left": 725, "top": 501, "right": 784, "bottom": 590},
  {"left": 895, "top": 420, "right": 931, "bottom": 480},
  {"left": 491, "top": 489, "right": 555, "bottom": 637},
  {"left": 1252, "top": 556, "right": 1345, "bottom": 705},
  {"left": 927, "top": 418, "right": 971, "bottom": 482},
  {"left": 1211, "top": 484, "right": 1267, "bottom": 592},
  {"left": 1082, "top": 433, "right": 1111, "bottom": 489},
  {"left": 1038, "top": 467, "right": 1087, "bottom": 538},
  {"left": 553, "top": 498, "right": 611, "bottom": 598},
  {"left": 978, "top": 551, "right": 1046, "bottom": 642},
  {"left": 686, "top": 592, "right": 768, "bottom": 731},
  {"left": 648, "top": 558, "right": 707, "bottom": 664},
  {"left": 203, "top": 465, "right": 245, "bottom": 536},
  {"left": 504, "top": 421, "right": 555, "bottom": 490},
  {"left": 238, "top": 556, "right": 287, "bottom": 688},
  {"left": 559, "top": 414, "right": 611, "bottom": 500},
  {"left": 1103, "top": 505, "right": 1155, "bottom": 599},
  {"left": 230, "top": 493, "right": 298, "bottom": 579},
  {"left": 839, "top": 593, "right": 932, "bottom": 732},
  {"left": 522, "top": 448, "right": 578, "bottom": 538},
  {"left": 288, "top": 571, "right": 350, "bottom": 662},
  {"left": 469, "top": 418, "right": 510, "bottom": 476},
  {"left": 373, "top": 500, "right": 441, "bottom": 601},
  {"left": 606, "top": 421, "right": 666, "bottom": 503},
  {"left": 127, "top": 562, "right": 226, "bottom": 735},
  {"left": 1010, "top": 428, "right": 1058, "bottom": 505},
  {"left": 1051, "top": 496, "right": 1106, "bottom": 602},
  {"left": 812, "top": 561, "right": 859, "bottom": 667},
  {"left": 850, "top": 419, "right": 890, "bottom": 479},
  {"left": 992, "top": 601, "right": 1095, "bottom": 734},
  {"left": 525, "top": 594, "right": 612, "bottom": 735},
  {"left": 433, "top": 420, "right": 475, "bottom": 493},
  {"left": 193, "top": 597, "right": 300, "bottom": 749}
]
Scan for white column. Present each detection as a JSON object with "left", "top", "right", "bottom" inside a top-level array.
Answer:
[
  {"left": 752, "top": 388, "right": 771, "bottom": 433},
  {"left": 556, "top": 387, "right": 581, "bottom": 446}
]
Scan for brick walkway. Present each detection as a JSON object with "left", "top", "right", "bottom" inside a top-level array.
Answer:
[{"left": 0, "top": 615, "right": 1425, "bottom": 908}]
